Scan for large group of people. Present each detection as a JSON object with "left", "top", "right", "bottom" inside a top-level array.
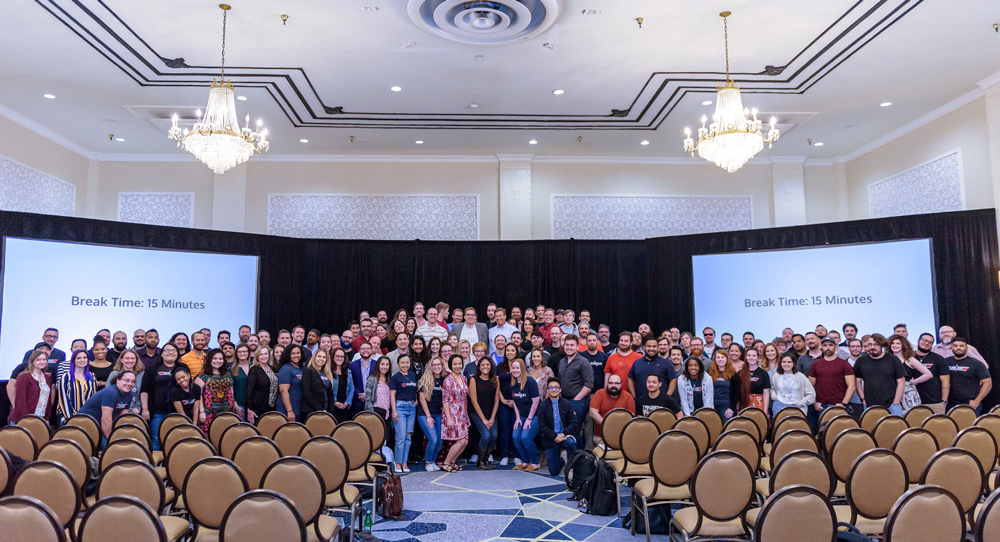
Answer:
[{"left": 6, "top": 301, "right": 994, "bottom": 477}]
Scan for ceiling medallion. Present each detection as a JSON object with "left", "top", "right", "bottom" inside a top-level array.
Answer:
[
  {"left": 168, "top": 4, "right": 268, "bottom": 174},
  {"left": 407, "top": 0, "right": 559, "bottom": 45},
  {"left": 683, "top": 11, "right": 779, "bottom": 173}
]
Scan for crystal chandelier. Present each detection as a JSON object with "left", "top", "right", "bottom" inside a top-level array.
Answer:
[
  {"left": 169, "top": 4, "right": 268, "bottom": 174},
  {"left": 683, "top": 11, "right": 779, "bottom": 173}
]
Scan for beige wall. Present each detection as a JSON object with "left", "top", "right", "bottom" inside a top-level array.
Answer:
[
  {"left": 94, "top": 161, "right": 215, "bottom": 228},
  {"left": 0, "top": 115, "right": 89, "bottom": 214},
  {"left": 845, "top": 97, "right": 992, "bottom": 219},
  {"left": 804, "top": 165, "right": 841, "bottom": 224}
]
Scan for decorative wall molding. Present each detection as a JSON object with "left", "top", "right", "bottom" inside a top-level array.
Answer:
[
  {"left": 117, "top": 191, "right": 195, "bottom": 227},
  {"left": 551, "top": 194, "right": 753, "bottom": 240},
  {"left": 868, "top": 149, "right": 965, "bottom": 219},
  {"left": 267, "top": 194, "right": 480, "bottom": 240},
  {"left": 0, "top": 154, "right": 76, "bottom": 217}
]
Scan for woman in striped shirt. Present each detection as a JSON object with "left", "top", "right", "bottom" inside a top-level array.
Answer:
[{"left": 57, "top": 349, "right": 98, "bottom": 424}]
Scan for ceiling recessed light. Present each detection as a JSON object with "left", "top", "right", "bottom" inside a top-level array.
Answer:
[
  {"left": 415, "top": 140, "right": 424, "bottom": 144},
  {"left": 552, "top": 89, "right": 564, "bottom": 95},
  {"left": 880, "top": 102, "right": 892, "bottom": 107},
  {"left": 813, "top": 142, "right": 824, "bottom": 147},
  {"left": 640, "top": 140, "right": 650, "bottom": 146},
  {"left": 237, "top": 95, "right": 247, "bottom": 101},
  {"left": 702, "top": 100, "right": 712, "bottom": 105},
  {"left": 43, "top": 94, "right": 55, "bottom": 99},
  {"left": 469, "top": 103, "right": 480, "bottom": 109},
  {"left": 299, "top": 139, "right": 309, "bottom": 143},
  {"left": 391, "top": 86, "right": 402, "bottom": 92},
  {"left": 114, "top": 137, "right": 125, "bottom": 142},
  {"left": 528, "top": 139, "right": 538, "bottom": 145}
]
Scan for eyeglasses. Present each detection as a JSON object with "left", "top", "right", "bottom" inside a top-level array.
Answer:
[
  {"left": 704, "top": 332, "right": 714, "bottom": 336},
  {"left": 548, "top": 386, "right": 561, "bottom": 390}
]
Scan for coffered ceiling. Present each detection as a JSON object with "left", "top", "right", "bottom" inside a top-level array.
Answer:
[{"left": 2, "top": 0, "right": 999, "bottom": 158}]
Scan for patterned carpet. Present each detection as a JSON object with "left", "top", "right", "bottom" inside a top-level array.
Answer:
[{"left": 362, "top": 467, "right": 663, "bottom": 542}]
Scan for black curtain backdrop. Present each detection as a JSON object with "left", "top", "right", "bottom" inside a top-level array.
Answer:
[{"left": 1, "top": 208, "right": 998, "bottom": 409}]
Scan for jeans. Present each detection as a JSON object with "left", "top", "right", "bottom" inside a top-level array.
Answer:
[
  {"left": 545, "top": 435, "right": 577, "bottom": 476},
  {"left": 150, "top": 413, "right": 167, "bottom": 451},
  {"left": 888, "top": 403, "right": 903, "bottom": 417},
  {"left": 469, "top": 410, "right": 499, "bottom": 449},
  {"left": 512, "top": 416, "right": 540, "bottom": 465},
  {"left": 497, "top": 404, "right": 515, "bottom": 459},
  {"left": 417, "top": 415, "right": 443, "bottom": 465},
  {"left": 393, "top": 401, "right": 416, "bottom": 464},
  {"left": 568, "top": 397, "right": 590, "bottom": 444},
  {"left": 771, "top": 400, "right": 797, "bottom": 418}
]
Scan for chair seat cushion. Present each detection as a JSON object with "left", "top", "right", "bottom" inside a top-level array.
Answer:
[
  {"left": 594, "top": 447, "right": 623, "bottom": 461},
  {"left": 760, "top": 457, "right": 771, "bottom": 472},
  {"left": 672, "top": 507, "right": 747, "bottom": 537},
  {"left": 85, "top": 494, "right": 98, "bottom": 507},
  {"left": 634, "top": 478, "right": 691, "bottom": 501},
  {"left": 161, "top": 515, "right": 191, "bottom": 542},
  {"left": 369, "top": 452, "right": 384, "bottom": 464},
  {"left": 174, "top": 495, "right": 185, "bottom": 510},
  {"left": 193, "top": 527, "right": 219, "bottom": 542},
  {"left": 762, "top": 443, "right": 772, "bottom": 455},
  {"left": 165, "top": 487, "right": 177, "bottom": 505},
  {"left": 347, "top": 465, "right": 377, "bottom": 483},
  {"left": 833, "top": 481, "right": 845, "bottom": 498},
  {"left": 307, "top": 515, "right": 341, "bottom": 542},
  {"left": 746, "top": 507, "right": 760, "bottom": 527},
  {"left": 325, "top": 484, "right": 360, "bottom": 508},
  {"left": 754, "top": 478, "right": 771, "bottom": 498},
  {"left": 152, "top": 451, "right": 164, "bottom": 464},
  {"left": 610, "top": 459, "right": 651, "bottom": 477},
  {"left": 833, "top": 506, "right": 885, "bottom": 535},
  {"left": 155, "top": 466, "right": 168, "bottom": 480}
]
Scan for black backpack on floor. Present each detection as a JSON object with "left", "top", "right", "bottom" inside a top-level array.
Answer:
[
  {"left": 581, "top": 459, "right": 617, "bottom": 516},
  {"left": 564, "top": 449, "right": 598, "bottom": 501},
  {"left": 622, "top": 491, "right": 672, "bottom": 534}
]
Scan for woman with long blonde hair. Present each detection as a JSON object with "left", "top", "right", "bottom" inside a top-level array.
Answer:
[
  {"left": 509, "top": 358, "right": 540, "bottom": 471},
  {"left": 417, "top": 356, "right": 447, "bottom": 471}
]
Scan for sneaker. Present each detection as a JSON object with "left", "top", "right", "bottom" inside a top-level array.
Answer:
[
  {"left": 470, "top": 454, "right": 478, "bottom": 462},
  {"left": 488, "top": 455, "right": 494, "bottom": 463},
  {"left": 500, "top": 458, "right": 508, "bottom": 466},
  {"left": 426, "top": 463, "right": 439, "bottom": 472},
  {"left": 513, "top": 458, "right": 523, "bottom": 466}
]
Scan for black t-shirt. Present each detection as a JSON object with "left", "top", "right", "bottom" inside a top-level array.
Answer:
[
  {"left": 498, "top": 371, "right": 513, "bottom": 401},
  {"left": 854, "top": 353, "right": 906, "bottom": 407},
  {"left": 419, "top": 376, "right": 445, "bottom": 416},
  {"left": 547, "top": 350, "right": 564, "bottom": 376},
  {"left": 473, "top": 375, "right": 498, "bottom": 417},
  {"left": 389, "top": 372, "right": 418, "bottom": 402},
  {"left": 749, "top": 367, "right": 771, "bottom": 395},
  {"left": 169, "top": 383, "right": 202, "bottom": 419},
  {"left": 578, "top": 351, "right": 609, "bottom": 391},
  {"left": 141, "top": 362, "right": 185, "bottom": 414},
  {"left": 511, "top": 377, "right": 539, "bottom": 418},
  {"left": 635, "top": 393, "right": 681, "bottom": 417},
  {"left": 947, "top": 356, "right": 991, "bottom": 403},
  {"left": 913, "top": 351, "right": 950, "bottom": 404}
]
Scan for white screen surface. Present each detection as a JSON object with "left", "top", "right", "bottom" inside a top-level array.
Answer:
[
  {"left": 0, "top": 238, "right": 258, "bottom": 376},
  {"left": 692, "top": 239, "right": 937, "bottom": 341}
]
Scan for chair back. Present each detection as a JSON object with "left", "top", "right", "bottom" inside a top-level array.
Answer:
[
  {"left": 904, "top": 405, "right": 933, "bottom": 428},
  {"left": 770, "top": 450, "right": 836, "bottom": 498},
  {"left": 232, "top": 436, "right": 282, "bottom": 489},
  {"left": 108, "top": 423, "right": 152, "bottom": 450},
  {"left": 0, "top": 495, "right": 66, "bottom": 542},
  {"left": 738, "top": 407, "right": 768, "bottom": 444},
  {"left": 0, "top": 448, "right": 13, "bottom": 495},
  {"left": 77, "top": 495, "right": 167, "bottom": 542},
  {"left": 692, "top": 408, "right": 724, "bottom": 445},
  {"left": 255, "top": 411, "right": 288, "bottom": 439},
  {"left": 219, "top": 422, "right": 261, "bottom": 459},
  {"left": 672, "top": 416, "right": 711, "bottom": 457},
  {"left": 772, "top": 406, "right": 806, "bottom": 428},
  {"left": 714, "top": 429, "right": 761, "bottom": 472},
  {"left": 773, "top": 415, "right": 812, "bottom": 439},
  {"left": 330, "top": 422, "right": 372, "bottom": 471},
  {"left": 65, "top": 414, "right": 101, "bottom": 450},
  {"left": 273, "top": 422, "right": 313, "bottom": 457},
  {"left": 600, "top": 408, "right": 632, "bottom": 450},
  {"left": 299, "top": 437, "right": 350, "bottom": 496},
  {"left": 975, "top": 489, "right": 1000, "bottom": 542},
  {"left": 822, "top": 414, "right": 860, "bottom": 453},
  {"left": 620, "top": 417, "right": 660, "bottom": 465},
  {"left": 690, "top": 451, "right": 755, "bottom": 522},
  {"left": 920, "top": 448, "right": 985, "bottom": 515},
  {"left": 818, "top": 405, "right": 848, "bottom": 426},
  {"left": 922, "top": 414, "right": 960, "bottom": 449},
  {"left": 113, "top": 413, "right": 149, "bottom": 435},
  {"left": 353, "top": 411, "right": 387, "bottom": 452},
  {"left": 953, "top": 426, "right": 998, "bottom": 476},
  {"left": 892, "top": 428, "right": 939, "bottom": 484},
  {"left": 157, "top": 413, "right": 190, "bottom": 448},
  {"left": 859, "top": 405, "right": 889, "bottom": 434},
  {"left": 37, "top": 439, "right": 89, "bottom": 489},
  {"left": 165, "top": 437, "right": 217, "bottom": 490},
  {"left": 845, "top": 449, "right": 909, "bottom": 520},
  {"left": 262, "top": 457, "right": 326, "bottom": 526},
  {"left": 220, "top": 490, "right": 306, "bottom": 542},
  {"left": 770, "top": 429, "right": 819, "bottom": 469},
  {"left": 99, "top": 438, "right": 153, "bottom": 472},
  {"left": 304, "top": 411, "right": 338, "bottom": 437},
  {"left": 884, "top": 485, "right": 966, "bottom": 542},
  {"left": 96, "top": 459, "right": 165, "bottom": 512},
  {"left": 0, "top": 425, "right": 38, "bottom": 460},
  {"left": 829, "top": 428, "right": 877, "bottom": 482},
  {"left": 873, "top": 415, "right": 909, "bottom": 448},
  {"left": 948, "top": 405, "right": 978, "bottom": 430},
  {"left": 183, "top": 457, "right": 249, "bottom": 530},
  {"left": 209, "top": 412, "right": 243, "bottom": 448},
  {"left": 52, "top": 425, "right": 94, "bottom": 458},
  {"left": 648, "top": 408, "right": 677, "bottom": 433},
  {"left": 12, "top": 460, "right": 81, "bottom": 528},
  {"left": 649, "top": 430, "right": 699, "bottom": 488},
  {"left": 162, "top": 423, "right": 206, "bottom": 456},
  {"left": 722, "top": 416, "right": 762, "bottom": 443},
  {"left": 16, "top": 415, "right": 52, "bottom": 448},
  {"left": 753, "top": 485, "right": 836, "bottom": 542},
  {"left": 974, "top": 414, "right": 1000, "bottom": 450}
]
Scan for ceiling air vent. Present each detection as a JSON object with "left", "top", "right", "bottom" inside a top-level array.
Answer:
[{"left": 407, "top": 0, "right": 559, "bottom": 45}]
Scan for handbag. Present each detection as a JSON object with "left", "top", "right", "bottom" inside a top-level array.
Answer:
[{"left": 901, "top": 380, "right": 922, "bottom": 414}]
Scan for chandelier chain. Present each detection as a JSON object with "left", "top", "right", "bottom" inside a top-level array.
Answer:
[
  {"left": 220, "top": 8, "right": 227, "bottom": 79},
  {"left": 723, "top": 14, "right": 729, "bottom": 82}
]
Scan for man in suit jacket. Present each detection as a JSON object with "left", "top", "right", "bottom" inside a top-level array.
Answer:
[
  {"left": 538, "top": 377, "right": 580, "bottom": 476},
  {"left": 348, "top": 342, "right": 377, "bottom": 414},
  {"left": 453, "top": 307, "right": 489, "bottom": 348}
]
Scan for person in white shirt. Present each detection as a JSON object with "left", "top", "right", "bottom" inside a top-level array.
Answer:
[
  {"left": 417, "top": 307, "right": 449, "bottom": 342},
  {"left": 488, "top": 308, "right": 517, "bottom": 354},
  {"left": 456, "top": 307, "right": 489, "bottom": 348}
]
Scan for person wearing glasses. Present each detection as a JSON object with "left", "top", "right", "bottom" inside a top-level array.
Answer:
[{"left": 538, "top": 377, "right": 580, "bottom": 476}]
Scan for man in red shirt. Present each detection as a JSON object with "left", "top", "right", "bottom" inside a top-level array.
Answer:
[
  {"left": 351, "top": 318, "right": 374, "bottom": 352},
  {"left": 604, "top": 331, "right": 642, "bottom": 386},
  {"left": 589, "top": 374, "right": 635, "bottom": 443},
  {"left": 539, "top": 308, "right": 556, "bottom": 345},
  {"left": 808, "top": 336, "right": 858, "bottom": 424}
]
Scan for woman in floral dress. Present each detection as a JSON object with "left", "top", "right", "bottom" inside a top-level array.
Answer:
[
  {"left": 440, "top": 354, "right": 470, "bottom": 472},
  {"left": 195, "top": 348, "right": 242, "bottom": 431}
]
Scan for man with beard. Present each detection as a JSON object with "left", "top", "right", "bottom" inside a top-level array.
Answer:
[
  {"left": 686, "top": 337, "right": 711, "bottom": 366},
  {"left": 702, "top": 327, "right": 719, "bottom": 355},
  {"left": 339, "top": 330, "right": 355, "bottom": 358},
  {"left": 854, "top": 334, "right": 906, "bottom": 416},
  {"left": 107, "top": 331, "right": 128, "bottom": 363},
  {"left": 352, "top": 319, "right": 374, "bottom": 352},
  {"left": 377, "top": 311, "right": 388, "bottom": 325},
  {"left": 808, "top": 336, "right": 856, "bottom": 427},
  {"left": 840, "top": 323, "right": 857, "bottom": 347},
  {"left": 628, "top": 336, "right": 677, "bottom": 400},
  {"left": 945, "top": 338, "right": 992, "bottom": 414},
  {"left": 932, "top": 325, "right": 988, "bottom": 367},
  {"left": 257, "top": 329, "right": 272, "bottom": 348},
  {"left": 782, "top": 327, "right": 794, "bottom": 347},
  {"left": 597, "top": 325, "right": 613, "bottom": 353},
  {"left": 843, "top": 338, "right": 865, "bottom": 420},
  {"left": 579, "top": 333, "right": 608, "bottom": 393},
  {"left": 238, "top": 325, "right": 252, "bottom": 344},
  {"left": 786, "top": 333, "right": 806, "bottom": 364},
  {"left": 913, "top": 332, "right": 951, "bottom": 414},
  {"left": 795, "top": 332, "right": 822, "bottom": 375},
  {"left": 719, "top": 332, "right": 733, "bottom": 351},
  {"left": 588, "top": 374, "right": 635, "bottom": 445}
]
